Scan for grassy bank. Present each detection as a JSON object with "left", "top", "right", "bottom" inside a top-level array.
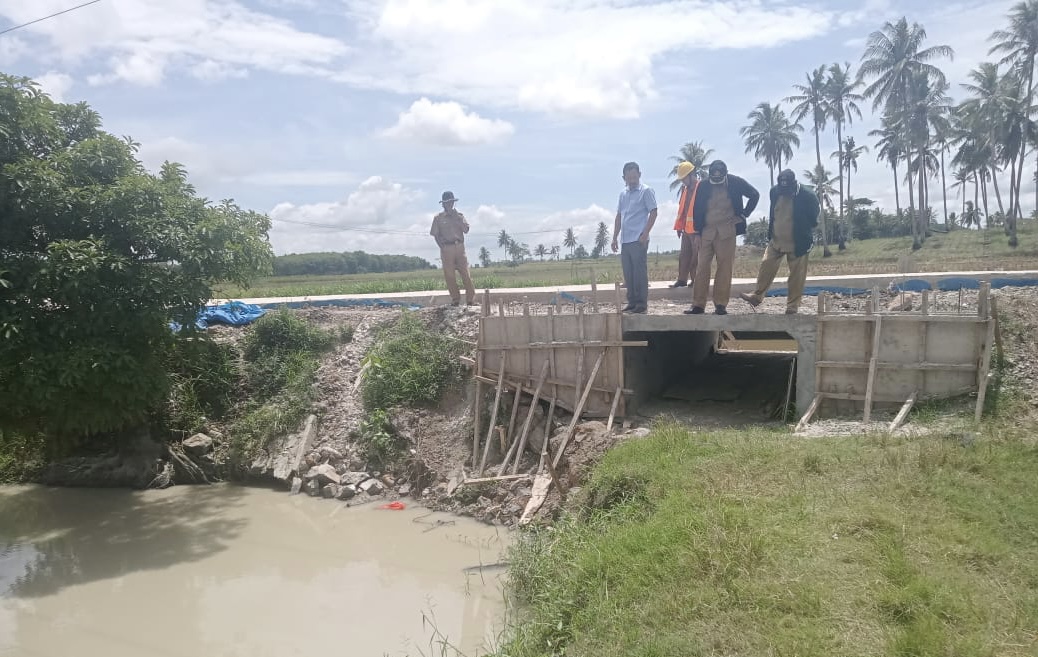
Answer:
[
  {"left": 219, "top": 223, "right": 1038, "bottom": 299},
  {"left": 498, "top": 418, "right": 1038, "bottom": 656}
]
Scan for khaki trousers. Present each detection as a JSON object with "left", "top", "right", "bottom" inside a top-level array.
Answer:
[
  {"left": 751, "top": 243, "right": 809, "bottom": 312},
  {"left": 440, "top": 243, "right": 475, "bottom": 304},
  {"left": 676, "top": 232, "right": 700, "bottom": 286},
  {"left": 691, "top": 222, "right": 737, "bottom": 308}
]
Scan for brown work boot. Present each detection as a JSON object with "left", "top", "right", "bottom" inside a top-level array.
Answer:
[{"left": 739, "top": 292, "right": 762, "bottom": 308}]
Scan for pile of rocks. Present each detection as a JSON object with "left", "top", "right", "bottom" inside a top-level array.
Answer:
[{"left": 292, "top": 445, "right": 396, "bottom": 501}]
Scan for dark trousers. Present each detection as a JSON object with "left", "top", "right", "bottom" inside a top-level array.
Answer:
[{"left": 621, "top": 241, "right": 648, "bottom": 309}]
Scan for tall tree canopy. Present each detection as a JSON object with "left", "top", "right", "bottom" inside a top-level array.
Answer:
[{"left": 0, "top": 74, "right": 273, "bottom": 439}]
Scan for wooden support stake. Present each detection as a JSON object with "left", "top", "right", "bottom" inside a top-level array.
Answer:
[
  {"left": 921, "top": 290, "right": 930, "bottom": 315},
  {"left": 978, "top": 281, "right": 991, "bottom": 318},
  {"left": 547, "top": 306, "right": 559, "bottom": 409},
  {"left": 472, "top": 317, "right": 484, "bottom": 465},
  {"left": 615, "top": 281, "right": 624, "bottom": 315},
  {"left": 782, "top": 356, "right": 796, "bottom": 422},
  {"left": 863, "top": 315, "right": 884, "bottom": 423},
  {"left": 991, "top": 296, "right": 1004, "bottom": 367},
  {"left": 795, "top": 394, "right": 823, "bottom": 432},
  {"left": 541, "top": 433, "right": 566, "bottom": 497},
  {"left": 498, "top": 301, "right": 506, "bottom": 317},
  {"left": 538, "top": 397, "right": 556, "bottom": 474},
  {"left": 505, "top": 384, "right": 522, "bottom": 448},
  {"left": 575, "top": 306, "right": 586, "bottom": 414},
  {"left": 553, "top": 351, "right": 606, "bottom": 469},
  {"left": 511, "top": 360, "right": 551, "bottom": 475},
  {"left": 478, "top": 353, "right": 507, "bottom": 475},
  {"left": 975, "top": 316, "right": 995, "bottom": 422},
  {"left": 888, "top": 392, "right": 917, "bottom": 433},
  {"left": 605, "top": 387, "right": 623, "bottom": 433},
  {"left": 523, "top": 304, "right": 533, "bottom": 388},
  {"left": 461, "top": 474, "right": 531, "bottom": 486},
  {"left": 482, "top": 289, "right": 491, "bottom": 317},
  {"left": 590, "top": 267, "right": 599, "bottom": 313},
  {"left": 817, "top": 290, "right": 826, "bottom": 315}
]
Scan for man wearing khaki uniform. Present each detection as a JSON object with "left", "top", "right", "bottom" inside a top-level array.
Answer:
[
  {"left": 740, "top": 169, "right": 820, "bottom": 314},
  {"left": 430, "top": 191, "right": 476, "bottom": 306},
  {"left": 685, "top": 160, "right": 760, "bottom": 315}
]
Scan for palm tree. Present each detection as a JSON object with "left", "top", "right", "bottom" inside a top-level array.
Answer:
[
  {"left": 478, "top": 246, "right": 491, "bottom": 268},
  {"left": 550, "top": 245, "right": 560, "bottom": 260},
  {"left": 739, "top": 101, "right": 803, "bottom": 186},
  {"left": 497, "top": 230, "right": 511, "bottom": 260},
  {"left": 563, "top": 228, "right": 577, "bottom": 255},
  {"left": 534, "top": 244, "right": 547, "bottom": 261},
  {"left": 859, "top": 17, "right": 954, "bottom": 247},
  {"left": 824, "top": 62, "right": 865, "bottom": 232},
  {"left": 668, "top": 141, "right": 714, "bottom": 192},
  {"left": 870, "top": 115, "right": 906, "bottom": 222},
  {"left": 804, "top": 164, "right": 838, "bottom": 221},
  {"left": 836, "top": 136, "right": 869, "bottom": 218},
  {"left": 787, "top": 65, "right": 832, "bottom": 255},
  {"left": 594, "top": 221, "right": 610, "bottom": 256},
  {"left": 905, "top": 70, "right": 952, "bottom": 239},
  {"left": 990, "top": 0, "right": 1038, "bottom": 246}
]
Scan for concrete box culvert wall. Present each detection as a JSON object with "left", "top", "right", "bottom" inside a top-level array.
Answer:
[{"left": 622, "top": 314, "right": 818, "bottom": 416}]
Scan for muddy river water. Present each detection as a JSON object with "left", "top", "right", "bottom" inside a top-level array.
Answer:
[{"left": 0, "top": 485, "right": 509, "bottom": 657}]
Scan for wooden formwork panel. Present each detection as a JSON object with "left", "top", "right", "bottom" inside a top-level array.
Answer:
[{"left": 478, "top": 311, "right": 626, "bottom": 418}]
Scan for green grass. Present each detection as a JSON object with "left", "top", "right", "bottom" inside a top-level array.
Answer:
[
  {"left": 497, "top": 421, "right": 1038, "bottom": 657},
  {"left": 218, "top": 222, "right": 1038, "bottom": 299}
]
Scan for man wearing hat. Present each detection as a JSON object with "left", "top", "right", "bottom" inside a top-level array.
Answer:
[
  {"left": 739, "top": 169, "right": 819, "bottom": 314},
  {"left": 685, "top": 160, "right": 759, "bottom": 315},
  {"left": 669, "top": 161, "right": 700, "bottom": 290},
  {"left": 430, "top": 191, "right": 476, "bottom": 306},
  {"left": 611, "top": 162, "right": 658, "bottom": 314}
]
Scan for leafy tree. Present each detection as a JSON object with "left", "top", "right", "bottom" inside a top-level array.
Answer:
[
  {"left": 744, "top": 217, "right": 770, "bottom": 248},
  {"left": 497, "top": 229, "right": 511, "bottom": 259},
  {"left": 0, "top": 74, "right": 272, "bottom": 441},
  {"left": 563, "top": 228, "right": 577, "bottom": 255},
  {"left": 272, "top": 251, "right": 432, "bottom": 276},
  {"left": 478, "top": 246, "right": 492, "bottom": 268},
  {"left": 740, "top": 102, "right": 802, "bottom": 186},
  {"left": 507, "top": 240, "right": 530, "bottom": 264},
  {"left": 534, "top": 244, "right": 547, "bottom": 261},
  {"left": 573, "top": 244, "right": 589, "bottom": 260}
]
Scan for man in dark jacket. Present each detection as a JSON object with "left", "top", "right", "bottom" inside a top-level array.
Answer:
[
  {"left": 686, "top": 160, "right": 760, "bottom": 315},
  {"left": 739, "top": 169, "right": 820, "bottom": 314}
]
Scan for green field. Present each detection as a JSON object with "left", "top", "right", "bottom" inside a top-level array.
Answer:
[{"left": 218, "top": 223, "right": 1038, "bottom": 299}]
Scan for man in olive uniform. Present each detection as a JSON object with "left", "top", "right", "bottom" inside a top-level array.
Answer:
[{"left": 430, "top": 191, "right": 476, "bottom": 306}]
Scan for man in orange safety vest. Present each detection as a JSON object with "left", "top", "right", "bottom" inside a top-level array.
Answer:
[{"left": 668, "top": 161, "right": 701, "bottom": 290}]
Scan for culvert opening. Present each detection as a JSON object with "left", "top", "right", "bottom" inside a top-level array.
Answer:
[{"left": 625, "top": 329, "right": 798, "bottom": 425}]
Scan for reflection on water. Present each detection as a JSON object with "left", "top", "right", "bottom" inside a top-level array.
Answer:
[{"left": 0, "top": 485, "right": 508, "bottom": 657}]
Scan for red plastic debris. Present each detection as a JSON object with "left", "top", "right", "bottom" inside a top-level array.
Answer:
[{"left": 379, "top": 501, "right": 406, "bottom": 510}]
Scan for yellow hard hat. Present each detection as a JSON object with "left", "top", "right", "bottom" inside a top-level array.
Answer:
[{"left": 675, "top": 161, "right": 695, "bottom": 180}]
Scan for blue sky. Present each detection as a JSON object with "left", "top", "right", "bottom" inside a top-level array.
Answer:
[{"left": 0, "top": 0, "right": 1024, "bottom": 264}]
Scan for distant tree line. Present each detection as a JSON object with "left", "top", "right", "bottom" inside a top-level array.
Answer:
[{"left": 273, "top": 251, "right": 435, "bottom": 276}]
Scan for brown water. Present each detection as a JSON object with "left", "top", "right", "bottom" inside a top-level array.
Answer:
[{"left": 0, "top": 485, "right": 509, "bottom": 657}]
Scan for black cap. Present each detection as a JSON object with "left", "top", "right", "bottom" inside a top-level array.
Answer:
[
  {"left": 708, "top": 160, "right": 728, "bottom": 175},
  {"left": 622, "top": 161, "right": 640, "bottom": 174},
  {"left": 777, "top": 169, "right": 796, "bottom": 182},
  {"left": 440, "top": 191, "right": 458, "bottom": 204}
]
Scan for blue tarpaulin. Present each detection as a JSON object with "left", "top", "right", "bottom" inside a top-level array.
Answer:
[{"left": 170, "top": 301, "right": 267, "bottom": 332}]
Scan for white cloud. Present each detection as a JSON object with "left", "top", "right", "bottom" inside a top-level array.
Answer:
[
  {"left": 191, "top": 59, "right": 250, "bottom": 82},
  {"left": 382, "top": 98, "right": 514, "bottom": 146},
  {"left": 336, "top": 0, "right": 836, "bottom": 118},
  {"left": 0, "top": 34, "right": 27, "bottom": 65},
  {"left": 269, "top": 176, "right": 421, "bottom": 228},
  {"left": 237, "top": 170, "right": 356, "bottom": 187},
  {"left": 34, "top": 71, "right": 74, "bottom": 102},
  {"left": 0, "top": 0, "right": 347, "bottom": 86}
]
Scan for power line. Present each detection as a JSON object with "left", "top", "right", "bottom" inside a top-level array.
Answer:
[{"left": 0, "top": 0, "right": 102, "bottom": 37}]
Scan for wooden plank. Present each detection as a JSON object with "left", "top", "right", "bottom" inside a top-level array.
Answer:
[
  {"left": 814, "top": 303, "right": 826, "bottom": 416},
  {"left": 541, "top": 426, "right": 566, "bottom": 496},
  {"left": 472, "top": 315, "right": 484, "bottom": 465},
  {"left": 477, "top": 339, "right": 649, "bottom": 351},
  {"left": 821, "top": 386, "right": 975, "bottom": 402},
  {"left": 538, "top": 397, "right": 556, "bottom": 474},
  {"left": 461, "top": 474, "right": 531, "bottom": 486},
  {"left": 576, "top": 306, "right": 586, "bottom": 414},
  {"left": 918, "top": 292, "right": 928, "bottom": 401},
  {"left": 518, "top": 474, "right": 553, "bottom": 526},
  {"left": 814, "top": 361, "right": 976, "bottom": 371},
  {"left": 817, "top": 290, "right": 825, "bottom": 315},
  {"left": 888, "top": 392, "right": 917, "bottom": 433},
  {"left": 590, "top": 267, "right": 599, "bottom": 313},
  {"left": 991, "top": 295, "right": 1004, "bottom": 367},
  {"left": 605, "top": 387, "right": 623, "bottom": 433},
  {"left": 978, "top": 281, "right": 991, "bottom": 318},
  {"left": 505, "top": 384, "right": 522, "bottom": 447},
  {"left": 795, "top": 394, "right": 823, "bottom": 432},
  {"left": 523, "top": 304, "right": 533, "bottom": 388},
  {"left": 921, "top": 290, "right": 930, "bottom": 315},
  {"left": 975, "top": 317, "right": 995, "bottom": 422},
  {"left": 817, "top": 314, "right": 987, "bottom": 324},
  {"left": 473, "top": 373, "right": 633, "bottom": 398},
  {"left": 782, "top": 356, "right": 796, "bottom": 422},
  {"left": 482, "top": 289, "right": 491, "bottom": 317},
  {"left": 478, "top": 353, "right": 507, "bottom": 475},
  {"left": 498, "top": 300, "right": 505, "bottom": 317},
  {"left": 511, "top": 360, "right": 551, "bottom": 475},
  {"left": 553, "top": 351, "right": 606, "bottom": 469},
  {"left": 863, "top": 315, "right": 883, "bottom": 423}
]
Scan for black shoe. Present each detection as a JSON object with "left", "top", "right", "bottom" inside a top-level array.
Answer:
[
  {"left": 626, "top": 306, "right": 647, "bottom": 314},
  {"left": 668, "top": 281, "right": 687, "bottom": 288},
  {"left": 715, "top": 305, "right": 727, "bottom": 315},
  {"left": 621, "top": 304, "right": 634, "bottom": 312},
  {"left": 683, "top": 306, "right": 705, "bottom": 315}
]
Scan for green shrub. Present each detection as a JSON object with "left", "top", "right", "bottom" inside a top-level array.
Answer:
[
  {"left": 243, "top": 308, "right": 335, "bottom": 360},
  {"left": 164, "top": 337, "right": 240, "bottom": 435},
  {"left": 356, "top": 409, "right": 405, "bottom": 467},
  {"left": 361, "top": 312, "right": 465, "bottom": 411}
]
